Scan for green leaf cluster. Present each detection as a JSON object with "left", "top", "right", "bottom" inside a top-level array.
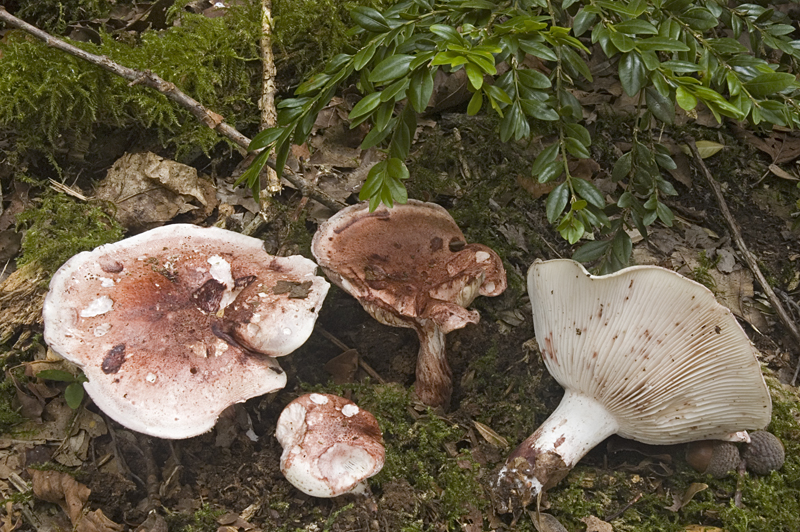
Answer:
[{"left": 245, "top": 0, "right": 800, "bottom": 270}]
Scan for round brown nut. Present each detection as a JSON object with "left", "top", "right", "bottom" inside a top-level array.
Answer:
[
  {"left": 743, "top": 431, "right": 785, "bottom": 475},
  {"left": 686, "top": 440, "right": 741, "bottom": 479}
]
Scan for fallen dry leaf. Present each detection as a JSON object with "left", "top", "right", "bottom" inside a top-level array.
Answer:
[
  {"left": 581, "top": 515, "right": 613, "bottom": 532},
  {"left": 31, "top": 469, "right": 90, "bottom": 524},
  {"left": 768, "top": 163, "right": 799, "bottom": 181}
]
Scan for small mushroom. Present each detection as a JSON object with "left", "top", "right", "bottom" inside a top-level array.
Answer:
[
  {"left": 742, "top": 430, "right": 785, "bottom": 475},
  {"left": 686, "top": 440, "right": 741, "bottom": 479},
  {"left": 275, "top": 393, "right": 385, "bottom": 497},
  {"left": 492, "top": 259, "right": 771, "bottom": 513},
  {"left": 43, "top": 224, "right": 330, "bottom": 439},
  {"left": 311, "top": 200, "right": 506, "bottom": 409}
]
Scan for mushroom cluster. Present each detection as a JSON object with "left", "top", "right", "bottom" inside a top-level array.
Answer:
[
  {"left": 43, "top": 224, "right": 330, "bottom": 439},
  {"left": 492, "top": 259, "right": 772, "bottom": 513},
  {"left": 311, "top": 200, "right": 507, "bottom": 409},
  {"left": 276, "top": 393, "right": 385, "bottom": 497}
]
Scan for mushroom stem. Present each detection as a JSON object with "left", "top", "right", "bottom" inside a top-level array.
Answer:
[
  {"left": 493, "top": 390, "right": 619, "bottom": 513},
  {"left": 412, "top": 320, "right": 451, "bottom": 409}
]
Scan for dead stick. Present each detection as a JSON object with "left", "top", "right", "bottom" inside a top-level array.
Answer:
[
  {"left": 0, "top": 7, "right": 345, "bottom": 213},
  {"left": 687, "top": 139, "right": 800, "bottom": 382}
]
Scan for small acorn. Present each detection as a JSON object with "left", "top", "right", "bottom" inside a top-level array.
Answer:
[
  {"left": 742, "top": 431, "right": 785, "bottom": 475},
  {"left": 686, "top": 440, "right": 741, "bottom": 479}
]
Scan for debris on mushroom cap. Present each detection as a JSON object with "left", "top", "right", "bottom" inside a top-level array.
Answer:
[
  {"left": 743, "top": 430, "right": 785, "bottom": 475},
  {"left": 686, "top": 440, "right": 741, "bottom": 479},
  {"left": 275, "top": 393, "right": 385, "bottom": 498},
  {"left": 310, "top": 200, "right": 507, "bottom": 408},
  {"left": 42, "top": 224, "right": 330, "bottom": 439},
  {"left": 492, "top": 259, "right": 771, "bottom": 514}
]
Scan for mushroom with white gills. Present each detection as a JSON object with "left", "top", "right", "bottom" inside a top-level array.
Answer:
[
  {"left": 492, "top": 258, "right": 772, "bottom": 514},
  {"left": 275, "top": 393, "right": 385, "bottom": 498},
  {"left": 42, "top": 224, "right": 330, "bottom": 439},
  {"left": 311, "top": 200, "right": 507, "bottom": 409}
]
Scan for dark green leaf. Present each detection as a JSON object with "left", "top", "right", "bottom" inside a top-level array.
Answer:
[
  {"left": 744, "top": 72, "right": 797, "bottom": 97},
  {"left": 520, "top": 99, "right": 560, "bottom": 121},
  {"left": 519, "top": 39, "right": 558, "bottom": 61},
  {"left": 349, "top": 92, "right": 383, "bottom": 120},
  {"left": 680, "top": 7, "right": 718, "bottom": 31},
  {"left": 361, "top": 117, "right": 397, "bottom": 150},
  {"left": 614, "top": 19, "right": 658, "bottom": 35},
  {"left": 539, "top": 160, "right": 565, "bottom": 183},
  {"left": 409, "top": 68, "right": 435, "bottom": 113},
  {"left": 37, "top": 369, "right": 77, "bottom": 382},
  {"left": 560, "top": 45, "right": 593, "bottom": 82},
  {"left": 609, "top": 32, "right": 636, "bottom": 53},
  {"left": 565, "top": 137, "right": 591, "bottom": 158},
  {"left": 354, "top": 41, "right": 379, "bottom": 71},
  {"left": 611, "top": 230, "right": 632, "bottom": 266},
  {"left": 65, "top": 382, "right": 84, "bottom": 409},
  {"left": 467, "top": 90, "right": 483, "bottom": 115},
  {"left": 518, "top": 68, "right": 551, "bottom": 89},
  {"left": 563, "top": 123, "right": 591, "bottom": 146},
  {"left": 573, "top": 10, "right": 596, "bottom": 37},
  {"left": 430, "top": 24, "right": 464, "bottom": 44},
  {"left": 531, "top": 143, "right": 559, "bottom": 175},
  {"left": 619, "top": 52, "right": 646, "bottom": 96},
  {"left": 350, "top": 6, "right": 391, "bottom": 32},
  {"left": 369, "top": 55, "right": 414, "bottom": 84},
  {"left": 572, "top": 178, "right": 606, "bottom": 208},
  {"left": 249, "top": 127, "right": 285, "bottom": 151},
  {"left": 546, "top": 182, "right": 570, "bottom": 223},
  {"left": 656, "top": 201, "right": 675, "bottom": 226},
  {"left": 611, "top": 151, "right": 632, "bottom": 181},
  {"left": 572, "top": 239, "right": 611, "bottom": 262},
  {"left": 645, "top": 86, "right": 674, "bottom": 124},
  {"left": 635, "top": 37, "right": 690, "bottom": 52}
]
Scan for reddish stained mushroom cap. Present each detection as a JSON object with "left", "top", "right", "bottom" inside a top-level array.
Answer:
[
  {"left": 311, "top": 200, "right": 506, "bottom": 407},
  {"left": 42, "top": 224, "right": 329, "bottom": 439},
  {"left": 276, "top": 393, "right": 385, "bottom": 497}
]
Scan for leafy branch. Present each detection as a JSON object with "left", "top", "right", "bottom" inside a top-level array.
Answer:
[{"left": 244, "top": 0, "right": 800, "bottom": 269}]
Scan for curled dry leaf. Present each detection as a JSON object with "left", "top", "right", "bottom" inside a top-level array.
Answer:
[
  {"left": 473, "top": 420, "right": 509, "bottom": 449},
  {"left": 31, "top": 469, "right": 90, "bottom": 524}
]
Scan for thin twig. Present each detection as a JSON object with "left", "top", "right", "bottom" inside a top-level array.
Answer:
[
  {"left": 316, "top": 325, "right": 387, "bottom": 384},
  {"left": 0, "top": 7, "right": 345, "bottom": 212},
  {"left": 686, "top": 138, "right": 800, "bottom": 384}
]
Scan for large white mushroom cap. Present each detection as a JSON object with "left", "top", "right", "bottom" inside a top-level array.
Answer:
[
  {"left": 43, "top": 224, "right": 330, "bottom": 439},
  {"left": 530, "top": 259, "right": 771, "bottom": 443}
]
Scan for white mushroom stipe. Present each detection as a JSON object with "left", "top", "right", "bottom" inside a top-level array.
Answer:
[
  {"left": 491, "top": 259, "right": 772, "bottom": 514},
  {"left": 42, "top": 224, "right": 329, "bottom": 439},
  {"left": 80, "top": 296, "right": 114, "bottom": 317}
]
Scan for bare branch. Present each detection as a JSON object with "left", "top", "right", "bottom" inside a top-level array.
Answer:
[
  {"left": 687, "top": 138, "right": 800, "bottom": 383},
  {"left": 0, "top": 6, "right": 345, "bottom": 212}
]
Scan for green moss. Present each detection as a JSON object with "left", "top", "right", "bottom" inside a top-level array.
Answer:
[
  {"left": 15, "top": 188, "right": 123, "bottom": 275},
  {"left": 0, "top": 377, "right": 25, "bottom": 434},
  {"left": 13, "top": 0, "right": 114, "bottom": 33},
  {"left": 0, "top": 2, "right": 262, "bottom": 165},
  {"left": 165, "top": 503, "right": 225, "bottom": 532}
]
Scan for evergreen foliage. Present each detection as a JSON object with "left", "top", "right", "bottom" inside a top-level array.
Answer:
[{"left": 244, "top": 0, "right": 800, "bottom": 271}]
